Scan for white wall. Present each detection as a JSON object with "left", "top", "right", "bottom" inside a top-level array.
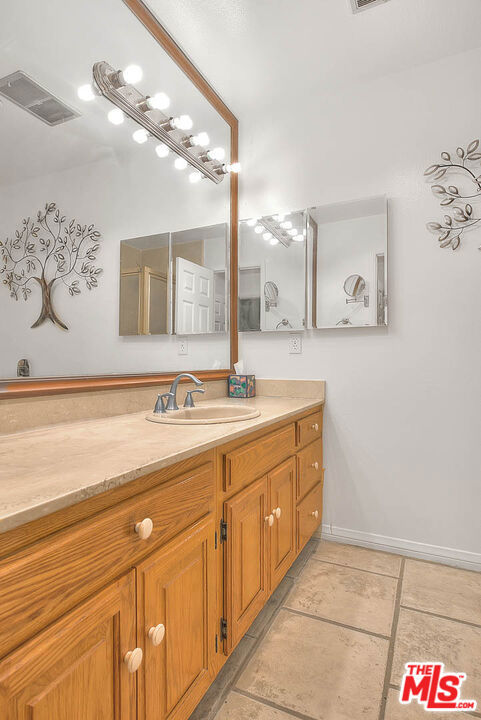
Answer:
[{"left": 238, "top": 47, "right": 481, "bottom": 567}]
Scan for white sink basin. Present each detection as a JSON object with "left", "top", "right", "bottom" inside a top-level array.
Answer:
[{"left": 146, "top": 405, "right": 261, "bottom": 425}]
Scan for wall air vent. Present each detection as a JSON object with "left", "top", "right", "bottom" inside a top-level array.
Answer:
[
  {"left": 0, "top": 71, "right": 79, "bottom": 126},
  {"left": 350, "top": 0, "right": 390, "bottom": 12}
]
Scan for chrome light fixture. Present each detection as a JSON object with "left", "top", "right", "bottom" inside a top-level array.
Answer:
[{"left": 80, "top": 61, "right": 240, "bottom": 184}]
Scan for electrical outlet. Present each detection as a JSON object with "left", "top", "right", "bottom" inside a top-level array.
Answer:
[
  {"left": 288, "top": 334, "right": 302, "bottom": 354},
  {"left": 177, "top": 338, "right": 188, "bottom": 355}
]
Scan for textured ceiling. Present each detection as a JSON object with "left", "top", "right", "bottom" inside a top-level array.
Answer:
[{"left": 145, "top": 0, "right": 481, "bottom": 117}]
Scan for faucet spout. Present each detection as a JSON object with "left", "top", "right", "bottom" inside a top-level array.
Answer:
[{"left": 167, "top": 373, "right": 204, "bottom": 411}]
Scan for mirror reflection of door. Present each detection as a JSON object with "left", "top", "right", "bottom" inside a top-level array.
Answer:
[
  {"left": 175, "top": 257, "right": 214, "bottom": 334},
  {"left": 172, "top": 222, "right": 227, "bottom": 335}
]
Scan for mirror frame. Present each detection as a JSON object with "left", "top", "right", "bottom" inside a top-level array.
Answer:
[{"left": 0, "top": 0, "right": 238, "bottom": 399}]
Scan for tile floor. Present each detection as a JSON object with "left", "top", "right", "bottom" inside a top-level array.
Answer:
[{"left": 190, "top": 539, "right": 481, "bottom": 720}]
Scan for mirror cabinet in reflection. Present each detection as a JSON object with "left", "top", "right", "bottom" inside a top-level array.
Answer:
[
  {"left": 0, "top": 0, "right": 233, "bottom": 380},
  {"left": 238, "top": 211, "right": 306, "bottom": 332},
  {"left": 308, "top": 196, "right": 387, "bottom": 328}
]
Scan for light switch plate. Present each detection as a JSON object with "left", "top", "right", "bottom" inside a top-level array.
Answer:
[
  {"left": 177, "top": 338, "right": 188, "bottom": 355},
  {"left": 288, "top": 334, "right": 302, "bottom": 354}
]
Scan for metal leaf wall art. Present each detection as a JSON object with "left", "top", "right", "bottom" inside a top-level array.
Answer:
[
  {"left": 0, "top": 202, "right": 103, "bottom": 331},
  {"left": 425, "top": 139, "right": 481, "bottom": 252}
]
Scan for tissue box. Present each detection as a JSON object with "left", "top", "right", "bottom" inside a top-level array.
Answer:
[{"left": 228, "top": 374, "right": 256, "bottom": 398}]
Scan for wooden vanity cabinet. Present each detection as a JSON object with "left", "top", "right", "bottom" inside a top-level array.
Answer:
[
  {"left": 0, "top": 405, "right": 324, "bottom": 720},
  {"left": 268, "top": 457, "right": 296, "bottom": 591},
  {"left": 223, "top": 455, "right": 297, "bottom": 652},
  {"left": 0, "top": 572, "right": 137, "bottom": 720},
  {"left": 223, "top": 476, "right": 269, "bottom": 652},
  {"left": 137, "top": 517, "right": 216, "bottom": 720}
]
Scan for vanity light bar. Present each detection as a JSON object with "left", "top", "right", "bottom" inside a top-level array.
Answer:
[
  {"left": 92, "top": 61, "right": 225, "bottom": 184},
  {"left": 258, "top": 219, "right": 292, "bottom": 248}
]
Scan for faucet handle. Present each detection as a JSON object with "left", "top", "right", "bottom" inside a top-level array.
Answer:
[
  {"left": 184, "top": 388, "right": 205, "bottom": 408},
  {"left": 153, "top": 392, "right": 174, "bottom": 415}
]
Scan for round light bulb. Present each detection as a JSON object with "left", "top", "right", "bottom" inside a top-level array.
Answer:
[
  {"left": 227, "top": 162, "right": 241, "bottom": 173},
  {"left": 208, "top": 147, "right": 225, "bottom": 162},
  {"left": 287, "top": 228, "right": 297, "bottom": 236},
  {"left": 123, "top": 64, "right": 143, "bottom": 84},
  {"left": 303, "top": 229, "right": 307, "bottom": 236},
  {"left": 192, "top": 131, "right": 210, "bottom": 147},
  {"left": 270, "top": 238, "right": 279, "bottom": 245},
  {"left": 262, "top": 232, "right": 273, "bottom": 241},
  {"left": 174, "top": 157, "right": 188, "bottom": 170},
  {"left": 147, "top": 92, "right": 170, "bottom": 110},
  {"left": 173, "top": 114, "right": 193, "bottom": 130},
  {"left": 246, "top": 218, "right": 257, "bottom": 227},
  {"left": 189, "top": 171, "right": 202, "bottom": 183},
  {"left": 77, "top": 84, "right": 95, "bottom": 101},
  {"left": 132, "top": 128, "right": 149, "bottom": 144},
  {"left": 107, "top": 108, "right": 124, "bottom": 125},
  {"left": 254, "top": 225, "right": 263, "bottom": 234},
  {"left": 280, "top": 220, "right": 292, "bottom": 229},
  {"left": 293, "top": 234, "right": 304, "bottom": 242},
  {"left": 155, "top": 143, "right": 169, "bottom": 158}
]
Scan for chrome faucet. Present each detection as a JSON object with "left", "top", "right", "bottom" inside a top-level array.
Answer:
[{"left": 166, "top": 373, "right": 204, "bottom": 411}]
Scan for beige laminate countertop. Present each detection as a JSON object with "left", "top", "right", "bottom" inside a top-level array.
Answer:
[{"left": 0, "top": 395, "right": 323, "bottom": 534}]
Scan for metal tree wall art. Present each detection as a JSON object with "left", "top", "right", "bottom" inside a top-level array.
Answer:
[
  {"left": 0, "top": 202, "right": 102, "bottom": 331},
  {"left": 425, "top": 139, "right": 481, "bottom": 252}
]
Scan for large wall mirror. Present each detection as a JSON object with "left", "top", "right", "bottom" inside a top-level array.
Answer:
[
  {"left": 0, "top": 0, "right": 237, "bottom": 391},
  {"left": 239, "top": 196, "right": 387, "bottom": 333}
]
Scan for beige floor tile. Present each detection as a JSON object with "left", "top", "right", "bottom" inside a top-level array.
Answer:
[
  {"left": 402, "top": 560, "right": 481, "bottom": 625},
  {"left": 313, "top": 541, "right": 402, "bottom": 577},
  {"left": 214, "top": 692, "right": 295, "bottom": 719},
  {"left": 285, "top": 558, "right": 397, "bottom": 636},
  {"left": 384, "top": 688, "right": 473, "bottom": 719},
  {"left": 391, "top": 609, "right": 481, "bottom": 708},
  {"left": 236, "top": 608, "right": 388, "bottom": 720}
]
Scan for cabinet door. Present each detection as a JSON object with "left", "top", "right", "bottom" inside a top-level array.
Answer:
[
  {"left": 269, "top": 457, "right": 296, "bottom": 591},
  {"left": 137, "top": 517, "right": 216, "bottom": 720},
  {"left": 224, "top": 476, "right": 269, "bottom": 652},
  {"left": 0, "top": 573, "right": 137, "bottom": 720}
]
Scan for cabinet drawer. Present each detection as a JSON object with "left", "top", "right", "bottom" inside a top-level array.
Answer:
[
  {"left": 296, "top": 480, "right": 323, "bottom": 553},
  {"left": 297, "top": 440, "right": 323, "bottom": 501},
  {"left": 0, "top": 463, "right": 214, "bottom": 658},
  {"left": 224, "top": 424, "right": 296, "bottom": 493},
  {"left": 296, "top": 410, "right": 323, "bottom": 448}
]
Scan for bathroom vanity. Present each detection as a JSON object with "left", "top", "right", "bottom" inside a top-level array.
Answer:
[{"left": 0, "top": 395, "right": 323, "bottom": 719}]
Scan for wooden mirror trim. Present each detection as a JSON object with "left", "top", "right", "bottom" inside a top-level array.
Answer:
[{"left": 0, "top": 0, "right": 238, "bottom": 400}]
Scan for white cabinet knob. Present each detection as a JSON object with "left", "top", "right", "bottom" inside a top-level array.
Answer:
[
  {"left": 124, "top": 647, "right": 143, "bottom": 673},
  {"left": 135, "top": 518, "right": 153, "bottom": 540},
  {"left": 311, "top": 423, "right": 319, "bottom": 432},
  {"left": 311, "top": 461, "right": 319, "bottom": 471},
  {"left": 311, "top": 510, "right": 319, "bottom": 520},
  {"left": 273, "top": 507, "right": 281, "bottom": 520},
  {"left": 148, "top": 623, "right": 165, "bottom": 647},
  {"left": 265, "top": 514, "right": 274, "bottom": 527}
]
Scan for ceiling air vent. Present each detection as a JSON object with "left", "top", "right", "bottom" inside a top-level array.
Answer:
[
  {"left": 350, "top": 0, "right": 390, "bottom": 12},
  {"left": 0, "top": 71, "right": 79, "bottom": 126}
]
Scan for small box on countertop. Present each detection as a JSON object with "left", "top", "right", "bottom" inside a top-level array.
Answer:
[{"left": 228, "top": 374, "right": 256, "bottom": 398}]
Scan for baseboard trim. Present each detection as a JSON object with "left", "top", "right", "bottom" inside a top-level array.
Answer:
[{"left": 317, "top": 525, "right": 481, "bottom": 572}]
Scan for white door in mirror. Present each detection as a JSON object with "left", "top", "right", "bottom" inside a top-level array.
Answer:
[{"left": 176, "top": 257, "right": 215, "bottom": 334}]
